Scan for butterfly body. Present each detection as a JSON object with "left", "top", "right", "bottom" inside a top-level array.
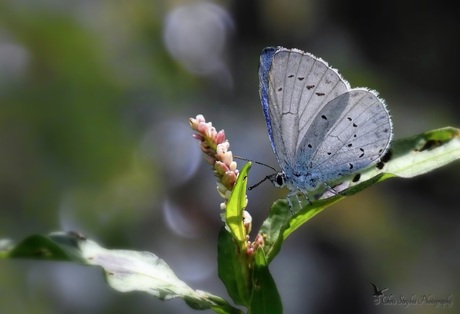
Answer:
[{"left": 258, "top": 47, "right": 392, "bottom": 200}]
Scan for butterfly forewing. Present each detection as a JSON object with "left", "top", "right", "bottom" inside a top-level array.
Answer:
[{"left": 260, "top": 47, "right": 349, "bottom": 174}]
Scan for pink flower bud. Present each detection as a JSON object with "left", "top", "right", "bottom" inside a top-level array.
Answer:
[
  {"left": 197, "top": 122, "right": 209, "bottom": 135},
  {"left": 222, "top": 151, "right": 233, "bottom": 166},
  {"left": 243, "top": 210, "right": 252, "bottom": 234},
  {"left": 222, "top": 170, "right": 237, "bottom": 187},
  {"left": 216, "top": 142, "right": 227, "bottom": 156},
  {"left": 195, "top": 114, "right": 205, "bottom": 123},
  {"left": 254, "top": 234, "right": 265, "bottom": 247},
  {"left": 192, "top": 133, "right": 204, "bottom": 141},
  {"left": 229, "top": 161, "right": 237, "bottom": 172},
  {"left": 215, "top": 130, "right": 226, "bottom": 144},
  {"left": 215, "top": 161, "right": 230, "bottom": 175}
]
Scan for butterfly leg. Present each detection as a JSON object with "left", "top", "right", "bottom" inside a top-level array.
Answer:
[
  {"left": 286, "top": 193, "right": 304, "bottom": 213},
  {"left": 298, "top": 190, "right": 312, "bottom": 207},
  {"left": 286, "top": 189, "right": 311, "bottom": 212},
  {"left": 323, "top": 182, "right": 338, "bottom": 195},
  {"left": 320, "top": 181, "right": 350, "bottom": 199},
  {"left": 286, "top": 195, "right": 294, "bottom": 211}
]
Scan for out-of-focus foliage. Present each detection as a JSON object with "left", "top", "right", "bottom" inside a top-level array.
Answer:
[{"left": 1, "top": 232, "right": 243, "bottom": 314}]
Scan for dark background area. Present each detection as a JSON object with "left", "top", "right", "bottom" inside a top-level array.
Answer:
[{"left": 0, "top": 1, "right": 458, "bottom": 313}]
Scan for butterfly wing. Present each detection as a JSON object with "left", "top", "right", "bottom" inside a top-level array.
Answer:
[
  {"left": 295, "top": 89, "right": 392, "bottom": 183},
  {"left": 259, "top": 47, "right": 349, "bottom": 176},
  {"left": 260, "top": 46, "right": 393, "bottom": 192}
]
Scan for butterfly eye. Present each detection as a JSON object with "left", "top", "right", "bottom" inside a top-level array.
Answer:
[{"left": 275, "top": 173, "right": 285, "bottom": 187}]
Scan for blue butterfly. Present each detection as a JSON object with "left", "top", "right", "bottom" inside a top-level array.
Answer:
[{"left": 258, "top": 47, "right": 392, "bottom": 203}]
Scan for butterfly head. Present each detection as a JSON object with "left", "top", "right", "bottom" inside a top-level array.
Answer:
[{"left": 269, "top": 172, "right": 286, "bottom": 188}]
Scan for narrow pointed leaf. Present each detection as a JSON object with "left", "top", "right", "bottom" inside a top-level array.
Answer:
[
  {"left": 226, "top": 162, "right": 251, "bottom": 249},
  {"left": 217, "top": 228, "right": 251, "bottom": 306},
  {"left": 248, "top": 248, "right": 282, "bottom": 314}
]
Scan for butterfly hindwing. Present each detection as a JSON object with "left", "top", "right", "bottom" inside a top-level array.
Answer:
[{"left": 296, "top": 89, "right": 392, "bottom": 183}]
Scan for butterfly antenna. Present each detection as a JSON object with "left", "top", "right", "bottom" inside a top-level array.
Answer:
[
  {"left": 248, "top": 176, "right": 271, "bottom": 190},
  {"left": 234, "top": 155, "right": 278, "bottom": 172}
]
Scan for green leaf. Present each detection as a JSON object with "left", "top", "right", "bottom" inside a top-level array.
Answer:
[
  {"left": 248, "top": 248, "right": 282, "bottom": 314},
  {"left": 217, "top": 228, "right": 251, "bottom": 306},
  {"left": 0, "top": 232, "right": 241, "bottom": 314},
  {"left": 2, "top": 232, "right": 86, "bottom": 262},
  {"left": 226, "top": 162, "right": 251, "bottom": 249},
  {"left": 259, "top": 127, "right": 460, "bottom": 263},
  {"left": 359, "top": 126, "right": 460, "bottom": 179},
  {"left": 260, "top": 195, "right": 347, "bottom": 263}
]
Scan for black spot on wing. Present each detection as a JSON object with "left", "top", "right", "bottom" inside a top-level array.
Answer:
[
  {"left": 381, "top": 149, "right": 392, "bottom": 162},
  {"left": 376, "top": 149, "right": 393, "bottom": 170},
  {"left": 352, "top": 173, "right": 361, "bottom": 182}
]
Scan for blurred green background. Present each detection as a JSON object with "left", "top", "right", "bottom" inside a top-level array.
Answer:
[{"left": 0, "top": 1, "right": 459, "bottom": 313}]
